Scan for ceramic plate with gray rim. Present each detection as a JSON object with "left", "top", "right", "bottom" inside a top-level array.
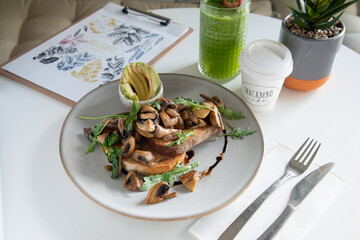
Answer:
[{"left": 59, "top": 73, "right": 264, "bottom": 221}]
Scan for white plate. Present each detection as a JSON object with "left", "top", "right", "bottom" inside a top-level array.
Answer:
[{"left": 59, "top": 73, "right": 264, "bottom": 221}]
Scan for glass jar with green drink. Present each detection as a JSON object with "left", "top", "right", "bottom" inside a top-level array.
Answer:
[{"left": 199, "top": 0, "right": 251, "bottom": 83}]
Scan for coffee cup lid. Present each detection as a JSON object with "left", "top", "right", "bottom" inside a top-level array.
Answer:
[{"left": 239, "top": 39, "right": 293, "bottom": 79}]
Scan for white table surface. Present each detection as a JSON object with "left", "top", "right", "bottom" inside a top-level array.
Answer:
[{"left": 1, "top": 8, "right": 359, "bottom": 240}]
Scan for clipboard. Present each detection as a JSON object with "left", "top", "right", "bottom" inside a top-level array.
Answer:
[{"left": 0, "top": 2, "right": 193, "bottom": 107}]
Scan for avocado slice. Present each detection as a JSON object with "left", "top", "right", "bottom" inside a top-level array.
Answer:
[{"left": 120, "top": 62, "right": 161, "bottom": 101}]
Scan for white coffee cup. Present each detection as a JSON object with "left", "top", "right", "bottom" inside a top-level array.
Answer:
[{"left": 239, "top": 39, "right": 293, "bottom": 111}]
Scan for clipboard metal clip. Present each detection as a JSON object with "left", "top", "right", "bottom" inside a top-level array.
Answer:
[{"left": 122, "top": 7, "right": 171, "bottom": 26}]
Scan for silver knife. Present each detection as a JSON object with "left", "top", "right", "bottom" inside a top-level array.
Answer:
[{"left": 257, "top": 162, "right": 335, "bottom": 240}]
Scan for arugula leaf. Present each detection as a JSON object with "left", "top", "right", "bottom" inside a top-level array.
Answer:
[
  {"left": 102, "top": 145, "right": 122, "bottom": 179},
  {"left": 173, "top": 97, "right": 212, "bottom": 111},
  {"left": 77, "top": 113, "right": 129, "bottom": 120},
  {"left": 221, "top": 122, "right": 256, "bottom": 140},
  {"left": 125, "top": 100, "right": 142, "bottom": 131},
  {"left": 148, "top": 100, "right": 161, "bottom": 111},
  {"left": 218, "top": 106, "right": 245, "bottom": 120},
  {"left": 85, "top": 120, "right": 109, "bottom": 154},
  {"left": 104, "top": 133, "right": 121, "bottom": 147},
  {"left": 167, "top": 130, "right": 195, "bottom": 147},
  {"left": 140, "top": 162, "right": 199, "bottom": 191}
]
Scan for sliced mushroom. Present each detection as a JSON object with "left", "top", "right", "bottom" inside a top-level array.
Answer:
[
  {"left": 134, "top": 126, "right": 155, "bottom": 138},
  {"left": 145, "top": 182, "right": 177, "bottom": 204},
  {"left": 140, "top": 104, "right": 158, "bottom": 114},
  {"left": 117, "top": 117, "right": 129, "bottom": 139},
  {"left": 154, "top": 125, "right": 180, "bottom": 139},
  {"left": 211, "top": 96, "right": 225, "bottom": 108},
  {"left": 163, "top": 132, "right": 180, "bottom": 142},
  {"left": 189, "top": 113, "right": 199, "bottom": 124},
  {"left": 192, "top": 101, "right": 214, "bottom": 119},
  {"left": 185, "top": 113, "right": 206, "bottom": 129},
  {"left": 200, "top": 94, "right": 225, "bottom": 108},
  {"left": 156, "top": 97, "right": 177, "bottom": 111},
  {"left": 136, "top": 119, "right": 156, "bottom": 133},
  {"left": 180, "top": 170, "right": 200, "bottom": 192},
  {"left": 209, "top": 105, "right": 224, "bottom": 130},
  {"left": 138, "top": 105, "right": 159, "bottom": 123},
  {"left": 180, "top": 108, "right": 190, "bottom": 120},
  {"left": 196, "top": 119, "right": 207, "bottom": 128},
  {"left": 160, "top": 112, "right": 178, "bottom": 128},
  {"left": 174, "top": 116, "right": 185, "bottom": 129},
  {"left": 131, "top": 150, "right": 155, "bottom": 165},
  {"left": 139, "top": 112, "right": 157, "bottom": 120},
  {"left": 133, "top": 131, "right": 142, "bottom": 143},
  {"left": 165, "top": 107, "right": 180, "bottom": 117},
  {"left": 103, "top": 118, "right": 118, "bottom": 129},
  {"left": 96, "top": 132, "right": 109, "bottom": 144},
  {"left": 124, "top": 170, "right": 143, "bottom": 191},
  {"left": 121, "top": 136, "right": 136, "bottom": 157}
]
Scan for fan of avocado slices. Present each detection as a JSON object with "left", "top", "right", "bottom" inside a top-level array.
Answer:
[{"left": 120, "top": 62, "right": 161, "bottom": 101}]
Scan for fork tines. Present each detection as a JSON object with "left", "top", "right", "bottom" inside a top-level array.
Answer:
[{"left": 293, "top": 138, "right": 321, "bottom": 167}]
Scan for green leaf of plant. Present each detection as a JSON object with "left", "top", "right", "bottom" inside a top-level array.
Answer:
[
  {"left": 220, "top": 122, "right": 256, "bottom": 140},
  {"left": 103, "top": 145, "right": 122, "bottom": 179},
  {"left": 125, "top": 100, "right": 142, "bottom": 131},
  {"left": 85, "top": 120, "right": 109, "bottom": 154},
  {"left": 104, "top": 133, "right": 121, "bottom": 147},
  {"left": 292, "top": 7, "right": 316, "bottom": 23},
  {"left": 172, "top": 97, "right": 212, "bottom": 111},
  {"left": 291, "top": 8, "right": 312, "bottom": 29},
  {"left": 140, "top": 162, "right": 199, "bottom": 191},
  {"left": 77, "top": 113, "right": 128, "bottom": 120},
  {"left": 316, "top": 1, "right": 331, "bottom": 13},
  {"left": 305, "top": 3, "right": 320, "bottom": 18},
  {"left": 315, "top": 12, "right": 343, "bottom": 29},
  {"left": 167, "top": 130, "right": 195, "bottom": 147},
  {"left": 319, "top": 0, "right": 358, "bottom": 20},
  {"left": 295, "top": 0, "right": 304, "bottom": 11},
  {"left": 218, "top": 107, "right": 245, "bottom": 120},
  {"left": 328, "top": 0, "right": 346, "bottom": 10}
]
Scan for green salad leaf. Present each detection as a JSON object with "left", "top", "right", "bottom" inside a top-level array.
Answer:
[
  {"left": 149, "top": 100, "right": 162, "bottom": 111},
  {"left": 102, "top": 144, "right": 122, "bottom": 179},
  {"left": 104, "top": 133, "right": 121, "bottom": 147},
  {"left": 77, "top": 113, "right": 129, "bottom": 120},
  {"left": 167, "top": 130, "right": 195, "bottom": 147},
  {"left": 221, "top": 122, "right": 256, "bottom": 140},
  {"left": 218, "top": 106, "right": 245, "bottom": 120},
  {"left": 173, "top": 97, "right": 212, "bottom": 111},
  {"left": 140, "top": 162, "right": 199, "bottom": 191},
  {"left": 85, "top": 120, "right": 109, "bottom": 154},
  {"left": 125, "top": 100, "right": 142, "bottom": 131}
]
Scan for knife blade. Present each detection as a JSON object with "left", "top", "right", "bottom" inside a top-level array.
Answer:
[{"left": 257, "top": 162, "right": 335, "bottom": 240}]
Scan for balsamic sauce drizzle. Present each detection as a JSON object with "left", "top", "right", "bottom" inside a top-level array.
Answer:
[{"left": 201, "top": 129, "right": 228, "bottom": 178}]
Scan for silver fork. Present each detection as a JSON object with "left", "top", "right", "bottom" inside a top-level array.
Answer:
[{"left": 219, "top": 138, "right": 320, "bottom": 240}]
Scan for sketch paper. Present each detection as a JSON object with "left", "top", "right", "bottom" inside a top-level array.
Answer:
[{"left": 1, "top": 3, "right": 190, "bottom": 102}]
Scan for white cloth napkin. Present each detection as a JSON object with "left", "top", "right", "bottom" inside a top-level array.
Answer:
[{"left": 189, "top": 143, "right": 345, "bottom": 240}]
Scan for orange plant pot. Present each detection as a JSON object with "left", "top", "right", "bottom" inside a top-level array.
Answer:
[{"left": 284, "top": 75, "right": 330, "bottom": 91}]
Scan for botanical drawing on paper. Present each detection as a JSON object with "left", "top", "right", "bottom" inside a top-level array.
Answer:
[
  {"left": 126, "top": 33, "right": 164, "bottom": 62},
  {"left": 89, "top": 15, "right": 116, "bottom": 34},
  {"left": 32, "top": 14, "right": 164, "bottom": 84},
  {"left": 101, "top": 56, "right": 125, "bottom": 82},
  {"left": 107, "top": 24, "right": 164, "bottom": 63},
  {"left": 56, "top": 52, "right": 94, "bottom": 71},
  {"left": 71, "top": 59, "right": 102, "bottom": 83}
]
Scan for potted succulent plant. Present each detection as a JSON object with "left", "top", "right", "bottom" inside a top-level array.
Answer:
[{"left": 279, "top": 0, "right": 359, "bottom": 91}]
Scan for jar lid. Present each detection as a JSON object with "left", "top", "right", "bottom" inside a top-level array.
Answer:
[{"left": 239, "top": 39, "right": 293, "bottom": 79}]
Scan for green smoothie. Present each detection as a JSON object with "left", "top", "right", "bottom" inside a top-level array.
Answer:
[{"left": 199, "top": 0, "right": 250, "bottom": 82}]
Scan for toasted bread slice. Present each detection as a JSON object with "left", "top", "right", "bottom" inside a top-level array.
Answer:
[
  {"left": 146, "top": 126, "right": 220, "bottom": 157},
  {"left": 122, "top": 151, "right": 185, "bottom": 175}
]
